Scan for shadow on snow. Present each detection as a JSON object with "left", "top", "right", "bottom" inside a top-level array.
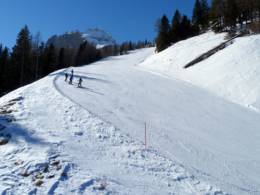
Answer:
[{"left": 0, "top": 115, "right": 48, "bottom": 146}]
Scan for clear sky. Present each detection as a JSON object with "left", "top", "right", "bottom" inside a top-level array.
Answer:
[{"left": 0, "top": 0, "right": 201, "bottom": 48}]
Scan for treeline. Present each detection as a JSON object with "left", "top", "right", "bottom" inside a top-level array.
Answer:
[
  {"left": 156, "top": 0, "right": 260, "bottom": 52},
  {"left": 210, "top": 0, "right": 260, "bottom": 32},
  {"left": 155, "top": 10, "right": 200, "bottom": 52},
  {"left": 0, "top": 26, "right": 100, "bottom": 95},
  {"left": 155, "top": 0, "right": 210, "bottom": 52},
  {"left": 99, "top": 40, "right": 153, "bottom": 58},
  {"left": 0, "top": 26, "right": 152, "bottom": 96}
]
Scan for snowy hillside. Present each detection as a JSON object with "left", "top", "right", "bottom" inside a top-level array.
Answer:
[
  {"left": 1, "top": 44, "right": 260, "bottom": 194},
  {"left": 140, "top": 32, "right": 227, "bottom": 73},
  {"left": 47, "top": 28, "right": 115, "bottom": 49},
  {"left": 140, "top": 32, "right": 260, "bottom": 112}
]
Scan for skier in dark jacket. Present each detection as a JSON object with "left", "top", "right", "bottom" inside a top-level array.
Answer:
[
  {"left": 71, "top": 69, "right": 74, "bottom": 76},
  {"left": 69, "top": 74, "right": 73, "bottom": 84},
  {"left": 65, "top": 72, "right": 68, "bottom": 82},
  {"left": 78, "top": 77, "right": 83, "bottom": 88}
]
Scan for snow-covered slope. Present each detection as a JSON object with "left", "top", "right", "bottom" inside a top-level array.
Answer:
[
  {"left": 140, "top": 32, "right": 260, "bottom": 112},
  {"left": 140, "top": 32, "right": 227, "bottom": 73},
  {"left": 186, "top": 35, "right": 260, "bottom": 110},
  {"left": 1, "top": 47, "right": 260, "bottom": 194},
  {"left": 0, "top": 49, "right": 226, "bottom": 194},
  {"left": 54, "top": 49, "right": 260, "bottom": 195}
]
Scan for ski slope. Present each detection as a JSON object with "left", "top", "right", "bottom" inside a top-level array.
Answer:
[
  {"left": 140, "top": 32, "right": 260, "bottom": 112},
  {"left": 55, "top": 49, "right": 260, "bottom": 194},
  {"left": 0, "top": 68, "right": 223, "bottom": 194},
  {"left": 1, "top": 35, "right": 260, "bottom": 194},
  {"left": 0, "top": 50, "right": 226, "bottom": 194}
]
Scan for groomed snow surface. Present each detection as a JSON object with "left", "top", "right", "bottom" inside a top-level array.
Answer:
[{"left": 0, "top": 32, "right": 260, "bottom": 194}]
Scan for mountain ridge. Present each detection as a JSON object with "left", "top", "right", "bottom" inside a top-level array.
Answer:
[{"left": 46, "top": 28, "right": 116, "bottom": 49}]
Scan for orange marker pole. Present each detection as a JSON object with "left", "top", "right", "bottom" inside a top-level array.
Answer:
[{"left": 145, "top": 122, "right": 147, "bottom": 150}]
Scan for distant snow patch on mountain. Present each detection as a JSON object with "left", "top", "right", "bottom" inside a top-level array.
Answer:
[
  {"left": 82, "top": 28, "right": 116, "bottom": 48},
  {"left": 47, "top": 28, "right": 116, "bottom": 49}
]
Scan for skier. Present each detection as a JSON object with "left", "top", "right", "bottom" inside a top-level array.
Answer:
[
  {"left": 78, "top": 77, "right": 83, "bottom": 88},
  {"left": 71, "top": 69, "right": 74, "bottom": 76},
  {"left": 65, "top": 72, "right": 68, "bottom": 82},
  {"left": 69, "top": 74, "right": 73, "bottom": 84}
]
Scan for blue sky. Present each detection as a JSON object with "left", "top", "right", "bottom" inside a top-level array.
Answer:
[{"left": 0, "top": 0, "right": 201, "bottom": 48}]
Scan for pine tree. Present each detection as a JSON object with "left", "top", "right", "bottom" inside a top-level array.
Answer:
[
  {"left": 210, "top": 0, "right": 225, "bottom": 31},
  {"left": 32, "top": 32, "right": 42, "bottom": 80},
  {"left": 171, "top": 10, "right": 182, "bottom": 43},
  {"left": 236, "top": 0, "right": 256, "bottom": 27},
  {"left": 12, "top": 25, "right": 32, "bottom": 85},
  {"left": 224, "top": 0, "right": 239, "bottom": 28},
  {"left": 155, "top": 15, "right": 171, "bottom": 52},
  {"left": 258, "top": 0, "right": 260, "bottom": 19},
  {"left": 180, "top": 15, "right": 193, "bottom": 39},
  {"left": 192, "top": 0, "right": 202, "bottom": 27},
  {"left": 43, "top": 43, "right": 57, "bottom": 75},
  {"left": 75, "top": 41, "right": 100, "bottom": 66},
  {"left": 201, "top": 0, "right": 210, "bottom": 28},
  {"left": 58, "top": 48, "right": 65, "bottom": 69},
  {"left": 75, "top": 42, "right": 85, "bottom": 65},
  {"left": 193, "top": 0, "right": 209, "bottom": 31},
  {"left": 0, "top": 45, "right": 3, "bottom": 90},
  {"left": 0, "top": 46, "right": 9, "bottom": 94}
]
